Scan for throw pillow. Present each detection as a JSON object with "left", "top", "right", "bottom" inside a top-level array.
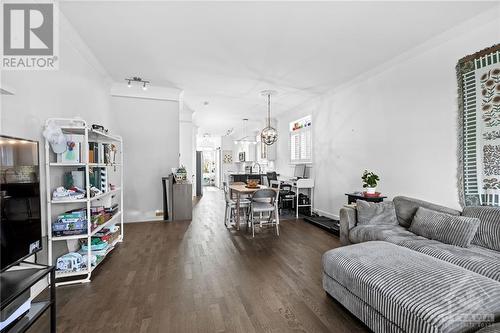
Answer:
[
  {"left": 356, "top": 200, "right": 398, "bottom": 226},
  {"left": 462, "top": 206, "right": 500, "bottom": 252},
  {"left": 409, "top": 207, "right": 480, "bottom": 247}
]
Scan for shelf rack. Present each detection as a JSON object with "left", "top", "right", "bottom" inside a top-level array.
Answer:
[{"left": 44, "top": 118, "right": 124, "bottom": 286}]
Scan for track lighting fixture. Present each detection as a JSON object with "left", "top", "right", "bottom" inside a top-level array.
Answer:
[{"left": 125, "top": 76, "right": 150, "bottom": 90}]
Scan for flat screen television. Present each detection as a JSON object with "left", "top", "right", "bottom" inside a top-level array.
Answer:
[{"left": 0, "top": 135, "right": 42, "bottom": 272}]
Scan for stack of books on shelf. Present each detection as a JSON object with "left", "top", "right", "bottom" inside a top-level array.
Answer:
[
  {"left": 88, "top": 142, "right": 112, "bottom": 164},
  {"left": 90, "top": 204, "right": 119, "bottom": 231},
  {"left": 94, "top": 225, "right": 120, "bottom": 245},
  {"left": 52, "top": 209, "right": 87, "bottom": 236}
]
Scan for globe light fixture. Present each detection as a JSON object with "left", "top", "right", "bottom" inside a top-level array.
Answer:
[{"left": 260, "top": 90, "right": 278, "bottom": 145}]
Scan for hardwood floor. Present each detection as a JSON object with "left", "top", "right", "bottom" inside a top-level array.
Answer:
[{"left": 32, "top": 188, "right": 368, "bottom": 332}]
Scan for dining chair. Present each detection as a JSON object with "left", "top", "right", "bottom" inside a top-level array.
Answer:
[
  {"left": 223, "top": 182, "right": 250, "bottom": 228},
  {"left": 249, "top": 186, "right": 280, "bottom": 238},
  {"left": 267, "top": 172, "right": 278, "bottom": 182},
  {"left": 278, "top": 183, "right": 295, "bottom": 214},
  {"left": 270, "top": 180, "right": 281, "bottom": 222}
]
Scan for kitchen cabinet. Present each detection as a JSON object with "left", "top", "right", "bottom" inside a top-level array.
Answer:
[
  {"left": 234, "top": 142, "right": 256, "bottom": 162},
  {"left": 229, "top": 173, "right": 264, "bottom": 184}
]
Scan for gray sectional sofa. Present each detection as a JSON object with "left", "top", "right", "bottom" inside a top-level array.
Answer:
[{"left": 322, "top": 196, "right": 500, "bottom": 333}]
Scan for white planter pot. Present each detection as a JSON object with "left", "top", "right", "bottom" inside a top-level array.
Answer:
[{"left": 365, "top": 187, "right": 376, "bottom": 194}]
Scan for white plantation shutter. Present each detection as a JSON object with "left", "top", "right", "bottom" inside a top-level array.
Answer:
[
  {"left": 290, "top": 127, "right": 312, "bottom": 164},
  {"left": 290, "top": 132, "right": 300, "bottom": 161},
  {"left": 301, "top": 130, "right": 311, "bottom": 161}
]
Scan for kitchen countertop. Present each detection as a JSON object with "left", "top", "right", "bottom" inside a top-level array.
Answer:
[
  {"left": 229, "top": 173, "right": 266, "bottom": 175},
  {"left": 228, "top": 173, "right": 279, "bottom": 176}
]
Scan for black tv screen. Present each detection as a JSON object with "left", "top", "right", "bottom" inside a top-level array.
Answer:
[{"left": 0, "top": 135, "right": 42, "bottom": 271}]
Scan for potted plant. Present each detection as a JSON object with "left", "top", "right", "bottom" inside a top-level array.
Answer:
[{"left": 361, "top": 170, "right": 379, "bottom": 194}]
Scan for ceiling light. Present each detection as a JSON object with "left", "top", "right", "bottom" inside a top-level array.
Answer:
[
  {"left": 260, "top": 90, "right": 278, "bottom": 146},
  {"left": 125, "top": 76, "right": 150, "bottom": 90},
  {"left": 235, "top": 118, "right": 257, "bottom": 144}
]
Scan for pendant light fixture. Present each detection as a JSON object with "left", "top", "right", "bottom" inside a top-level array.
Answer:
[
  {"left": 260, "top": 90, "right": 278, "bottom": 145},
  {"left": 234, "top": 118, "right": 257, "bottom": 144}
]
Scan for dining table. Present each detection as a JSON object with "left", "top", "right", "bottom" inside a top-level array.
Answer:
[{"left": 228, "top": 183, "right": 278, "bottom": 230}]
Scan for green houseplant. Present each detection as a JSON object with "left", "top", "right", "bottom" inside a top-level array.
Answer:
[{"left": 361, "top": 170, "right": 380, "bottom": 194}]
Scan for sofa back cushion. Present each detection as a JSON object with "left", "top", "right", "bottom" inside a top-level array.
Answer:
[
  {"left": 393, "top": 196, "right": 461, "bottom": 228},
  {"left": 356, "top": 200, "right": 399, "bottom": 226},
  {"left": 462, "top": 206, "right": 500, "bottom": 252},
  {"left": 409, "top": 207, "right": 480, "bottom": 247}
]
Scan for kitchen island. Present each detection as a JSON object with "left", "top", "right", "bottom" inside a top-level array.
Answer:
[{"left": 226, "top": 173, "right": 279, "bottom": 184}]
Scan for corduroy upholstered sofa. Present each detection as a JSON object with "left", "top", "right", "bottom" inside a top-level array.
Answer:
[{"left": 322, "top": 196, "right": 500, "bottom": 333}]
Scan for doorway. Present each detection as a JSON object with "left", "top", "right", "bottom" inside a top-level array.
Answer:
[{"left": 202, "top": 150, "right": 216, "bottom": 187}]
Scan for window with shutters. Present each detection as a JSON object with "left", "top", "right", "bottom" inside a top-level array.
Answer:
[{"left": 289, "top": 115, "right": 312, "bottom": 164}]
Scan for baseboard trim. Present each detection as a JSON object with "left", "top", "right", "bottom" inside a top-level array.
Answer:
[
  {"left": 124, "top": 216, "right": 164, "bottom": 223},
  {"left": 313, "top": 208, "right": 339, "bottom": 220}
]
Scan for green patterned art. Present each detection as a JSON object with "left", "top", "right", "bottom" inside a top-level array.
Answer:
[{"left": 457, "top": 44, "right": 500, "bottom": 207}]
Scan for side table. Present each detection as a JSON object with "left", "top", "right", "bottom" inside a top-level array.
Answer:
[
  {"left": 0, "top": 263, "right": 55, "bottom": 333},
  {"left": 345, "top": 192, "right": 387, "bottom": 205}
]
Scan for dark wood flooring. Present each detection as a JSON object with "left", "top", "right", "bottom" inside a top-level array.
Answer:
[{"left": 31, "top": 188, "right": 368, "bottom": 332}]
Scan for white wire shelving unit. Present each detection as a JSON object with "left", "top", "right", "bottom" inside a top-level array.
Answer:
[{"left": 45, "top": 118, "right": 124, "bottom": 286}]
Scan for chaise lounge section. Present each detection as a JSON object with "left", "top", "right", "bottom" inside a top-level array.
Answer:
[{"left": 323, "top": 196, "right": 500, "bottom": 332}]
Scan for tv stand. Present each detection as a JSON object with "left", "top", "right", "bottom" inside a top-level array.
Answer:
[{"left": 0, "top": 263, "right": 55, "bottom": 333}]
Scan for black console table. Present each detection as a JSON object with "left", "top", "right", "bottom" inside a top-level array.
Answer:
[
  {"left": 345, "top": 193, "right": 387, "bottom": 204},
  {"left": 0, "top": 263, "right": 55, "bottom": 333}
]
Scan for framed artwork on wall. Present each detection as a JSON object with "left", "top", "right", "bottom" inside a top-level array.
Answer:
[{"left": 223, "top": 150, "right": 233, "bottom": 164}]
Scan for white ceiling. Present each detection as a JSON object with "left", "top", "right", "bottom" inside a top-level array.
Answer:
[{"left": 60, "top": 1, "right": 496, "bottom": 135}]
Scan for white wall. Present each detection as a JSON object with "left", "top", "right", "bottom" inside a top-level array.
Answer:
[
  {"left": 179, "top": 105, "right": 195, "bottom": 183},
  {"left": 275, "top": 11, "right": 500, "bottom": 218},
  {"left": 0, "top": 14, "right": 112, "bottom": 236},
  {"left": 111, "top": 96, "right": 179, "bottom": 222},
  {"left": 0, "top": 13, "right": 112, "bottom": 296}
]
